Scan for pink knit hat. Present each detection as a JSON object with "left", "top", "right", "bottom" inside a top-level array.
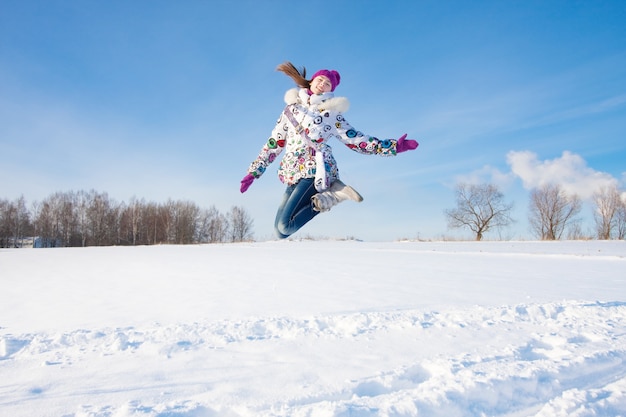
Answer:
[{"left": 311, "top": 69, "right": 341, "bottom": 91}]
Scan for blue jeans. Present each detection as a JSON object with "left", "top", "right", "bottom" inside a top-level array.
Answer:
[{"left": 274, "top": 178, "right": 319, "bottom": 239}]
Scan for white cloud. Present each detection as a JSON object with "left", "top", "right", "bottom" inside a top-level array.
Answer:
[
  {"left": 506, "top": 150, "right": 618, "bottom": 199},
  {"left": 454, "top": 165, "right": 515, "bottom": 189}
]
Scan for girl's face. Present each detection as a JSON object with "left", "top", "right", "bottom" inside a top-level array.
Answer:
[{"left": 310, "top": 76, "right": 333, "bottom": 94}]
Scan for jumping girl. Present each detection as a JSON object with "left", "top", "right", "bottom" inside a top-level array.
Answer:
[{"left": 240, "top": 62, "right": 418, "bottom": 239}]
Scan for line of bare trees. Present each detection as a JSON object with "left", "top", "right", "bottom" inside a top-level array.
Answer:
[
  {"left": 0, "top": 190, "right": 254, "bottom": 248},
  {"left": 445, "top": 183, "right": 626, "bottom": 240}
]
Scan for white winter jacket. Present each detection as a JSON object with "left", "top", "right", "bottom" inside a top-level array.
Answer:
[{"left": 247, "top": 88, "right": 399, "bottom": 186}]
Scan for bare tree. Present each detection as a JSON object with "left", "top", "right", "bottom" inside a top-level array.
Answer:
[
  {"left": 33, "top": 199, "right": 55, "bottom": 247},
  {"left": 529, "top": 184, "right": 581, "bottom": 240},
  {"left": 445, "top": 183, "right": 514, "bottom": 241},
  {"left": 34, "top": 192, "right": 77, "bottom": 247},
  {"left": 593, "top": 186, "right": 622, "bottom": 239},
  {"left": 228, "top": 206, "right": 254, "bottom": 242},
  {"left": 197, "top": 205, "right": 228, "bottom": 243},
  {"left": 0, "top": 196, "right": 33, "bottom": 248},
  {"left": 0, "top": 198, "right": 13, "bottom": 247},
  {"left": 566, "top": 222, "right": 587, "bottom": 240},
  {"left": 172, "top": 200, "right": 200, "bottom": 244},
  {"left": 616, "top": 192, "right": 626, "bottom": 240},
  {"left": 5, "top": 190, "right": 257, "bottom": 247},
  {"left": 118, "top": 197, "right": 144, "bottom": 245},
  {"left": 12, "top": 196, "right": 31, "bottom": 247},
  {"left": 75, "top": 190, "right": 91, "bottom": 247},
  {"left": 86, "top": 190, "right": 118, "bottom": 246}
]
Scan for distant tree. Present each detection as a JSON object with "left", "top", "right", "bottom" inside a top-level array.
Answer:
[
  {"left": 172, "top": 200, "right": 200, "bottom": 244},
  {"left": 75, "top": 190, "right": 91, "bottom": 247},
  {"left": 140, "top": 202, "right": 161, "bottom": 245},
  {"left": 34, "top": 192, "right": 76, "bottom": 247},
  {"left": 616, "top": 193, "right": 626, "bottom": 240},
  {"left": 228, "top": 206, "right": 254, "bottom": 242},
  {"left": 197, "top": 205, "right": 229, "bottom": 243},
  {"left": 0, "top": 198, "right": 13, "bottom": 247},
  {"left": 58, "top": 192, "right": 79, "bottom": 246},
  {"left": 565, "top": 222, "right": 587, "bottom": 241},
  {"left": 118, "top": 197, "right": 144, "bottom": 245},
  {"left": 157, "top": 201, "right": 175, "bottom": 244},
  {"left": 444, "top": 183, "right": 514, "bottom": 241},
  {"left": 12, "top": 196, "right": 32, "bottom": 246},
  {"left": 86, "top": 190, "right": 118, "bottom": 246},
  {"left": 0, "top": 196, "right": 31, "bottom": 248},
  {"left": 3, "top": 190, "right": 257, "bottom": 247},
  {"left": 528, "top": 184, "right": 581, "bottom": 240},
  {"left": 593, "top": 185, "right": 622, "bottom": 239},
  {"left": 33, "top": 199, "right": 55, "bottom": 247}
]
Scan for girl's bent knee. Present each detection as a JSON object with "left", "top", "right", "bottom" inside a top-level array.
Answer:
[{"left": 274, "top": 224, "right": 291, "bottom": 239}]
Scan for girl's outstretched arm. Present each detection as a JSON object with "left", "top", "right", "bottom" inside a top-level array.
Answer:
[{"left": 333, "top": 114, "right": 418, "bottom": 156}]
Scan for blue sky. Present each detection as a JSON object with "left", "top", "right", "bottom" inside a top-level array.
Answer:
[{"left": 2, "top": 1, "right": 625, "bottom": 241}]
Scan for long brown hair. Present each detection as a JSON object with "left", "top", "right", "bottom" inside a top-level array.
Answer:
[{"left": 276, "top": 62, "right": 310, "bottom": 89}]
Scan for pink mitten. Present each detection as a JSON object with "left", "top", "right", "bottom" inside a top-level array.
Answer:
[
  {"left": 396, "top": 134, "right": 419, "bottom": 153},
  {"left": 240, "top": 174, "right": 255, "bottom": 193}
]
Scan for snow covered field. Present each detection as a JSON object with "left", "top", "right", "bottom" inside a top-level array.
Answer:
[{"left": 1, "top": 240, "right": 625, "bottom": 417}]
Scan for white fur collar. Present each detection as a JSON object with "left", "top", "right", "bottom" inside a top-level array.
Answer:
[{"left": 284, "top": 88, "right": 350, "bottom": 113}]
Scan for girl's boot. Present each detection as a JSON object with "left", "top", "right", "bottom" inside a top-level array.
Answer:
[{"left": 311, "top": 180, "right": 363, "bottom": 212}]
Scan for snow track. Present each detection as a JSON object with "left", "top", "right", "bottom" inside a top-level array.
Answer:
[{"left": 2, "top": 301, "right": 625, "bottom": 416}]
